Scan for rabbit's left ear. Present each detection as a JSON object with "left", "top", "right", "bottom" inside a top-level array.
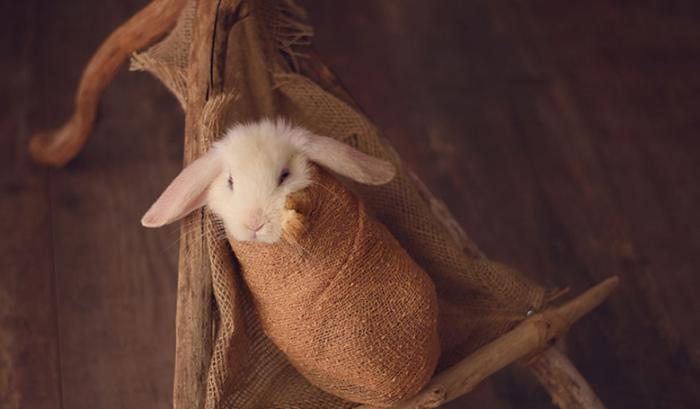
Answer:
[
  {"left": 141, "top": 149, "right": 222, "bottom": 228},
  {"left": 297, "top": 133, "right": 396, "bottom": 185}
]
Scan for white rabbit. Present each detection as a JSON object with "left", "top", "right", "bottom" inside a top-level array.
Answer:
[
  {"left": 142, "top": 119, "right": 439, "bottom": 405},
  {"left": 141, "top": 118, "right": 395, "bottom": 241}
]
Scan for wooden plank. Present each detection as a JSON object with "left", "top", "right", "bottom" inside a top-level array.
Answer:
[
  {"left": 172, "top": 0, "right": 219, "bottom": 407},
  {"left": 33, "top": 0, "right": 182, "bottom": 408},
  {"left": 173, "top": 2, "right": 246, "bottom": 408},
  {"left": 0, "top": 2, "right": 61, "bottom": 408}
]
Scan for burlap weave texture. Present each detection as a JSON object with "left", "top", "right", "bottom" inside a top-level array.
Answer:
[{"left": 230, "top": 165, "right": 440, "bottom": 406}]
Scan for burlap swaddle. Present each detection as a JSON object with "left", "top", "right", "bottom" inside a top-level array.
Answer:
[{"left": 229, "top": 165, "right": 440, "bottom": 406}]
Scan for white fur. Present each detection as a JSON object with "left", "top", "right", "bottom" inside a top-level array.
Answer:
[
  {"left": 141, "top": 118, "right": 396, "bottom": 243},
  {"left": 207, "top": 120, "right": 312, "bottom": 243}
]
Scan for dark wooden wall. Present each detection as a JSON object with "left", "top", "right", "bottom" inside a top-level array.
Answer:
[{"left": 2, "top": 0, "right": 699, "bottom": 408}]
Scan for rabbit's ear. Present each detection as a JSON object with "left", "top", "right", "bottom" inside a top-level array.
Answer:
[
  {"left": 141, "top": 150, "right": 223, "bottom": 228},
  {"left": 298, "top": 134, "right": 396, "bottom": 185}
]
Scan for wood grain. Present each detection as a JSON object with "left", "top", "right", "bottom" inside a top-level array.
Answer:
[
  {"left": 174, "top": 1, "right": 245, "bottom": 408},
  {"left": 13, "top": 1, "right": 182, "bottom": 408},
  {"left": 0, "top": 3, "right": 61, "bottom": 408},
  {"left": 172, "top": 0, "right": 218, "bottom": 407},
  {"left": 529, "top": 348, "right": 605, "bottom": 409}
]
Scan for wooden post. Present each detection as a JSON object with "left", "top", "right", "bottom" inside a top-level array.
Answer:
[
  {"left": 171, "top": 0, "right": 216, "bottom": 407},
  {"left": 174, "top": 1, "right": 243, "bottom": 408}
]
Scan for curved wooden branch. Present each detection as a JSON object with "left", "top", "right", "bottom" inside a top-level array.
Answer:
[
  {"left": 28, "top": 0, "right": 187, "bottom": 167},
  {"left": 528, "top": 347, "right": 605, "bottom": 409},
  {"left": 357, "top": 276, "right": 619, "bottom": 409}
]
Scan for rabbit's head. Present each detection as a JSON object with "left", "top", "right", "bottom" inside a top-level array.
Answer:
[{"left": 141, "top": 119, "right": 395, "bottom": 243}]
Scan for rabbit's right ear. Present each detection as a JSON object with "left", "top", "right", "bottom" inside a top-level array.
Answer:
[
  {"left": 141, "top": 149, "right": 222, "bottom": 228},
  {"left": 297, "top": 133, "right": 396, "bottom": 185}
]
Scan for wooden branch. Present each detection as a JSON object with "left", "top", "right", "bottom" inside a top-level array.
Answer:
[
  {"left": 528, "top": 347, "right": 605, "bottom": 409},
  {"left": 174, "top": 1, "right": 242, "bottom": 409},
  {"left": 28, "top": 0, "right": 187, "bottom": 167},
  {"left": 172, "top": 0, "right": 217, "bottom": 408},
  {"left": 357, "top": 276, "right": 619, "bottom": 409}
]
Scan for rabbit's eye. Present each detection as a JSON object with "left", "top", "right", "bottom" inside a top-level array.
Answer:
[
  {"left": 227, "top": 175, "right": 234, "bottom": 191},
  {"left": 278, "top": 168, "right": 290, "bottom": 185}
]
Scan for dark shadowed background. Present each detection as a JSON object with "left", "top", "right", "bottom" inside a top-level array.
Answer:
[{"left": 2, "top": 1, "right": 699, "bottom": 408}]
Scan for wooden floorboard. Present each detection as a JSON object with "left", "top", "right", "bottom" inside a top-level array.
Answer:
[{"left": 0, "top": 2, "right": 62, "bottom": 408}]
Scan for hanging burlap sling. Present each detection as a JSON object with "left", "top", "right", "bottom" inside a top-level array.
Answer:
[
  {"left": 131, "top": 1, "right": 545, "bottom": 407},
  {"left": 230, "top": 164, "right": 440, "bottom": 406}
]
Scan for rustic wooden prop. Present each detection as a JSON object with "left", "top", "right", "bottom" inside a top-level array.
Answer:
[
  {"left": 28, "top": 1, "right": 619, "bottom": 408},
  {"left": 171, "top": 0, "right": 218, "bottom": 408}
]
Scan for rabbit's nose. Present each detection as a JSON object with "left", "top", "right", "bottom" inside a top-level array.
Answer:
[
  {"left": 247, "top": 221, "right": 265, "bottom": 232},
  {"left": 246, "top": 211, "right": 265, "bottom": 233},
  {"left": 245, "top": 209, "right": 265, "bottom": 233}
]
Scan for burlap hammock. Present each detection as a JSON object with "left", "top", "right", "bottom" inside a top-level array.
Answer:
[{"left": 29, "top": 1, "right": 619, "bottom": 408}]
